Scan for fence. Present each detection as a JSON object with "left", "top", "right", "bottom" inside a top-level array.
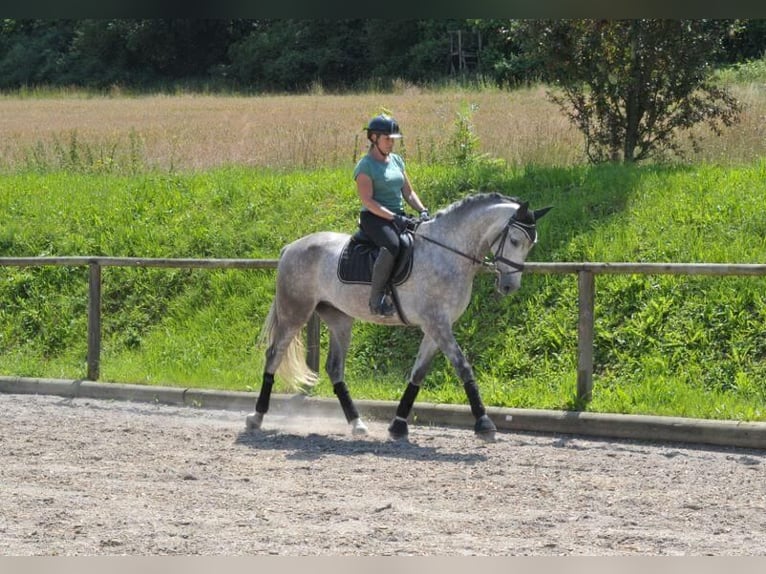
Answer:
[{"left": 1, "top": 256, "right": 765, "bottom": 402}]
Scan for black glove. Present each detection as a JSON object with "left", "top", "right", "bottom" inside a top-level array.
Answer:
[
  {"left": 419, "top": 210, "right": 431, "bottom": 222},
  {"left": 392, "top": 213, "right": 417, "bottom": 233}
]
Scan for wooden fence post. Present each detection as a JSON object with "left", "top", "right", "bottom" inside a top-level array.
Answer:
[
  {"left": 577, "top": 270, "right": 595, "bottom": 403},
  {"left": 87, "top": 262, "right": 102, "bottom": 381}
]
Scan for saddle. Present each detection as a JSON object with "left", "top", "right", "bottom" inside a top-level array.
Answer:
[{"left": 337, "top": 228, "right": 414, "bottom": 286}]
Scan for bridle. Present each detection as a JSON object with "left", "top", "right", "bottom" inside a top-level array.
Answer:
[
  {"left": 417, "top": 216, "right": 536, "bottom": 274},
  {"left": 489, "top": 218, "right": 537, "bottom": 273}
]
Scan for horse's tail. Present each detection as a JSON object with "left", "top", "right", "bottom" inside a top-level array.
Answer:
[{"left": 257, "top": 301, "right": 318, "bottom": 391}]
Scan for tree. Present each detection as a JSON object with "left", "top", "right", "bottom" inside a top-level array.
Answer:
[
  {"left": 120, "top": 19, "right": 242, "bottom": 80},
  {"left": 226, "top": 20, "right": 455, "bottom": 91},
  {"left": 0, "top": 20, "right": 77, "bottom": 88},
  {"left": 518, "top": 20, "right": 742, "bottom": 163},
  {"left": 227, "top": 20, "right": 370, "bottom": 91},
  {"left": 471, "top": 20, "right": 545, "bottom": 87},
  {"left": 721, "top": 19, "right": 766, "bottom": 63}
]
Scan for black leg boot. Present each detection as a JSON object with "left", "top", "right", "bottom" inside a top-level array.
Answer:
[{"left": 369, "top": 248, "right": 396, "bottom": 317}]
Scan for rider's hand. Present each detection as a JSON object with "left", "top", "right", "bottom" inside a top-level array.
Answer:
[
  {"left": 392, "top": 213, "right": 417, "bottom": 233},
  {"left": 419, "top": 210, "right": 431, "bottom": 222}
]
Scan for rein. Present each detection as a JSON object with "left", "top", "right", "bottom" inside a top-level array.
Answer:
[
  {"left": 417, "top": 218, "right": 535, "bottom": 273},
  {"left": 418, "top": 234, "right": 488, "bottom": 267}
]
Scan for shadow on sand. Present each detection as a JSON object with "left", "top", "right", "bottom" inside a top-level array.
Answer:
[{"left": 234, "top": 420, "right": 490, "bottom": 465}]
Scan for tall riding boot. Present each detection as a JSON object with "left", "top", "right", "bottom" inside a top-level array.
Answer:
[{"left": 369, "top": 248, "right": 396, "bottom": 316}]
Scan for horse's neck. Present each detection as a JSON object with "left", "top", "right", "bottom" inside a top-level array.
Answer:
[{"left": 430, "top": 203, "right": 514, "bottom": 258}]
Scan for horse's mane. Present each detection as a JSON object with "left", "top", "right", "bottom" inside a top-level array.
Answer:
[{"left": 433, "top": 192, "right": 522, "bottom": 220}]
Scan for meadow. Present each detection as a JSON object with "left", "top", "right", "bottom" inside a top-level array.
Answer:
[
  {"left": 1, "top": 72, "right": 765, "bottom": 422},
  {"left": 2, "top": 79, "right": 766, "bottom": 173}
]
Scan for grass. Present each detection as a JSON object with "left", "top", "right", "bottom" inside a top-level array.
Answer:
[
  {"left": 1, "top": 70, "right": 766, "bottom": 422},
  {"left": 2, "top": 80, "right": 766, "bottom": 173}
]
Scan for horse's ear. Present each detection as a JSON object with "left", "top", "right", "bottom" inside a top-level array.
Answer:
[
  {"left": 533, "top": 206, "right": 553, "bottom": 220},
  {"left": 516, "top": 202, "right": 530, "bottom": 219}
]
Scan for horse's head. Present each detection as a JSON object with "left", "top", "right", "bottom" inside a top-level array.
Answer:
[
  {"left": 422, "top": 193, "right": 552, "bottom": 296},
  {"left": 490, "top": 201, "right": 553, "bottom": 296}
]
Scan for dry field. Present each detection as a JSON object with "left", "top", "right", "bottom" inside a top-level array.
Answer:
[{"left": 2, "top": 84, "right": 764, "bottom": 172}]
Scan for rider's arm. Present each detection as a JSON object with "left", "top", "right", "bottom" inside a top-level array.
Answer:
[
  {"left": 401, "top": 172, "right": 427, "bottom": 214},
  {"left": 356, "top": 173, "right": 396, "bottom": 220}
]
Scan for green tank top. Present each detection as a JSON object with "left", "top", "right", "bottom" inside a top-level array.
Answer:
[{"left": 353, "top": 153, "right": 406, "bottom": 213}]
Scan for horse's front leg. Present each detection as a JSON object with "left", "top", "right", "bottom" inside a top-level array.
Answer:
[
  {"left": 423, "top": 324, "right": 497, "bottom": 441},
  {"left": 389, "top": 334, "right": 440, "bottom": 440}
]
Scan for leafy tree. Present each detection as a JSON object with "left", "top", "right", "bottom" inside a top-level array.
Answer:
[
  {"left": 0, "top": 20, "right": 76, "bottom": 88},
  {"left": 0, "top": 18, "right": 760, "bottom": 99},
  {"left": 63, "top": 20, "right": 135, "bottom": 87},
  {"left": 518, "top": 20, "right": 742, "bottom": 163},
  {"left": 227, "top": 20, "right": 369, "bottom": 91},
  {"left": 471, "top": 20, "right": 544, "bottom": 86},
  {"left": 362, "top": 20, "right": 424, "bottom": 81},
  {"left": 343, "top": 20, "right": 457, "bottom": 86},
  {"left": 226, "top": 19, "right": 456, "bottom": 91},
  {"left": 0, "top": 19, "right": 254, "bottom": 89},
  {"left": 721, "top": 19, "right": 766, "bottom": 63},
  {"left": 121, "top": 19, "right": 244, "bottom": 80}
]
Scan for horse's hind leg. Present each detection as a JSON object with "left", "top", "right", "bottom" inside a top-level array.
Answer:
[
  {"left": 388, "top": 334, "right": 439, "bottom": 440},
  {"left": 246, "top": 301, "right": 315, "bottom": 432},
  {"left": 245, "top": 350, "right": 280, "bottom": 431},
  {"left": 316, "top": 303, "right": 367, "bottom": 436},
  {"left": 246, "top": 345, "right": 290, "bottom": 432}
]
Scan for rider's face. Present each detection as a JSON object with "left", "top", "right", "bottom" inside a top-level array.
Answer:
[{"left": 374, "top": 134, "right": 396, "bottom": 153}]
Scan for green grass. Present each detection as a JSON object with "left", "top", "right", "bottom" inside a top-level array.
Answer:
[
  {"left": 714, "top": 57, "right": 766, "bottom": 85},
  {"left": 1, "top": 159, "right": 765, "bottom": 422}
]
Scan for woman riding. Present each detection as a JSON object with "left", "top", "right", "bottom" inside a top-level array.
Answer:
[{"left": 354, "top": 114, "right": 430, "bottom": 316}]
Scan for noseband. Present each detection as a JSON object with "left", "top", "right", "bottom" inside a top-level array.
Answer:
[{"left": 418, "top": 216, "right": 536, "bottom": 274}]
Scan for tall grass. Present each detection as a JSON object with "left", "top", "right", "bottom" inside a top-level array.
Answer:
[{"left": 2, "top": 77, "right": 766, "bottom": 173}]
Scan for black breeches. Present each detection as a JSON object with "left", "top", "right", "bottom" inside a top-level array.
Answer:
[{"left": 359, "top": 211, "right": 402, "bottom": 257}]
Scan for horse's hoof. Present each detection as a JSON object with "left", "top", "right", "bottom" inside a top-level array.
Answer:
[
  {"left": 350, "top": 418, "right": 369, "bottom": 437},
  {"left": 388, "top": 417, "right": 409, "bottom": 441},
  {"left": 477, "top": 431, "right": 497, "bottom": 443},
  {"left": 474, "top": 415, "right": 497, "bottom": 442},
  {"left": 245, "top": 412, "right": 264, "bottom": 432}
]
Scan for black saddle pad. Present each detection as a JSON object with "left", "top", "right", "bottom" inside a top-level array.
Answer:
[{"left": 337, "top": 231, "right": 414, "bottom": 286}]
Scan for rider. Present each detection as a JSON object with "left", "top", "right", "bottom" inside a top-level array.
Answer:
[{"left": 354, "top": 114, "right": 430, "bottom": 317}]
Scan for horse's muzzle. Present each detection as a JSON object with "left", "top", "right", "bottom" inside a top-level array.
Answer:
[{"left": 495, "top": 272, "right": 521, "bottom": 296}]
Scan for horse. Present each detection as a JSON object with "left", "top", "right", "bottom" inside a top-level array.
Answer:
[{"left": 246, "top": 192, "right": 552, "bottom": 441}]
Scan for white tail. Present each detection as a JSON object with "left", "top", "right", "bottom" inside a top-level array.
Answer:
[{"left": 258, "top": 303, "right": 318, "bottom": 390}]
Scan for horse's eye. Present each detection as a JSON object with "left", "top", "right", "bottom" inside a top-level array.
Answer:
[{"left": 509, "top": 238, "right": 520, "bottom": 248}]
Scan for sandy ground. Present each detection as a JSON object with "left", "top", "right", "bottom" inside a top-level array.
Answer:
[{"left": 1, "top": 392, "right": 765, "bottom": 556}]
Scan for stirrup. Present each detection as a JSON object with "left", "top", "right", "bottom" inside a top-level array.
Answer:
[{"left": 370, "top": 295, "right": 395, "bottom": 317}]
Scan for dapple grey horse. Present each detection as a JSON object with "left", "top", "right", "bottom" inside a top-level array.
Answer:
[{"left": 246, "top": 192, "right": 551, "bottom": 441}]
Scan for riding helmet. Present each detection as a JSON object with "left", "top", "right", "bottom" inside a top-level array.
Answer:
[{"left": 364, "top": 114, "right": 403, "bottom": 139}]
